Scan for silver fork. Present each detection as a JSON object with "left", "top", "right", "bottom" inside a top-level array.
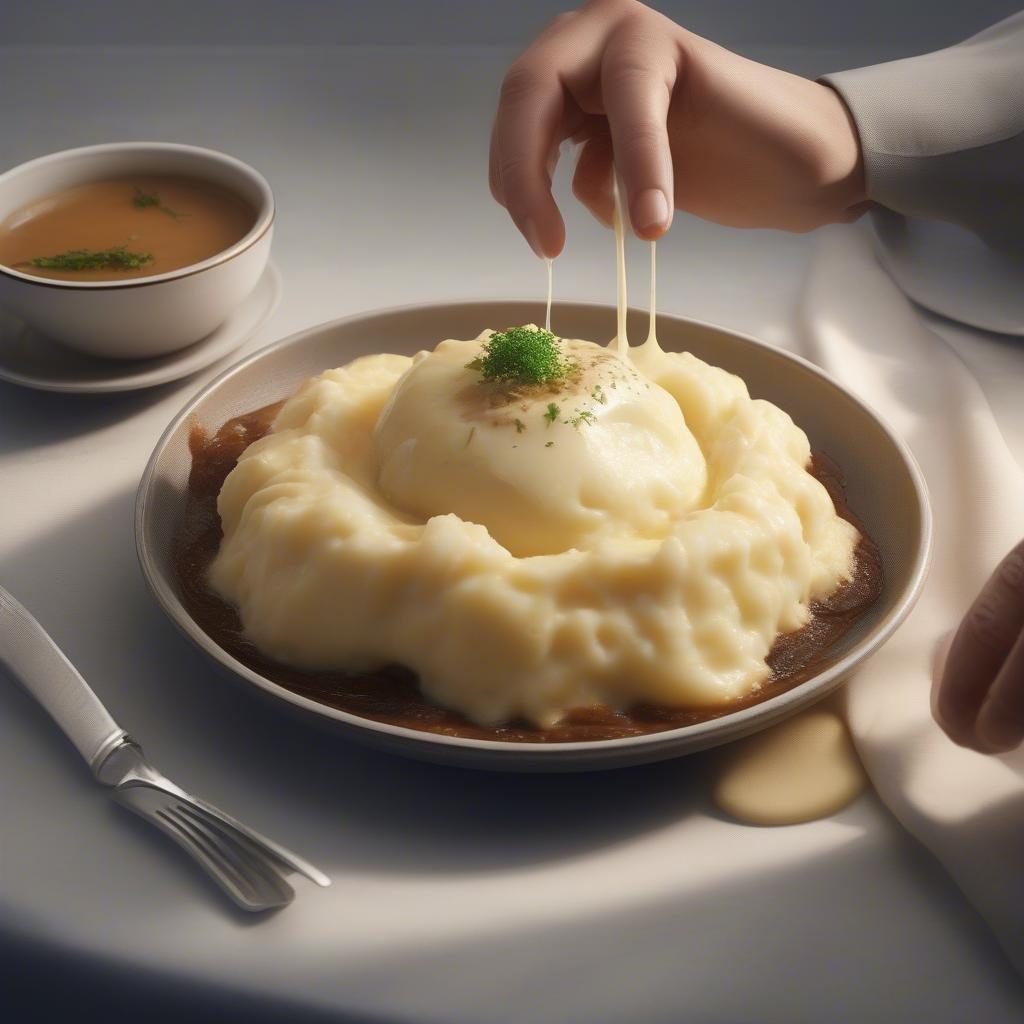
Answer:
[{"left": 0, "top": 584, "right": 330, "bottom": 912}]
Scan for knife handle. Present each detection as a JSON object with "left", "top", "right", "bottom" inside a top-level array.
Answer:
[{"left": 0, "top": 584, "right": 126, "bottom": 775}]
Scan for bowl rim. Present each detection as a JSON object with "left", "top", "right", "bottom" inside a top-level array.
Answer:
[
  {"left": 135, "top": 300, "right": 934, "bottom": 759},
  {"left": 0, "top": 141, "right": 275, "bottom": 291}
]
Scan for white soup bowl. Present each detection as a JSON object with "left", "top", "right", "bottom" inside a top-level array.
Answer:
[{"left": 0, "top": 142, "right": 273, "bottom": 359}]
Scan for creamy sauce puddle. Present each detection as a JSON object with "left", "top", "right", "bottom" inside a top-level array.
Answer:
[{"left": 711, "top": 704, "right": 867, "bottom": 825}]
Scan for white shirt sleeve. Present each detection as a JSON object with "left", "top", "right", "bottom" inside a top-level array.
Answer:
[{"left": 822, "top": 12, "right": 1024, "bottom": 256}]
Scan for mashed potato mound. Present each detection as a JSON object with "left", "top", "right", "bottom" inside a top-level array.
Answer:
[{"left": 210, "top": 331, "right": 858, "bottom": 727}]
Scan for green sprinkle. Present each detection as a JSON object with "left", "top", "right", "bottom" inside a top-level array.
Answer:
[
  {"left": 514, "top": 418, "right": 526, "bottom": 434},
  {"left": 570, "top": 409, "right": 597, "bottom": 429},
  {"left": 464, "top": 426, "right": 476, "bottom": 447},
  {"left": 132, "top": 187, "right": 160, "bottom": 209},
  {"left": 544, "top": 402, "right": 560, "bottom": 425},
  {"left": 25, "top": 246, "right": 154, "bottom": 271},
  {"left": 545, "top": 441, "right": 554, "bottom": 448},
  {"left": 468, "top": 325, "right": 571, "bottom": 387},
  {"left": 133, "top": 186, "right": 185, "bottom": 221}
]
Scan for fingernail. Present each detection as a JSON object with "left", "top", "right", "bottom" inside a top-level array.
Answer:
[
  {"left": 631, "top": 188, "right": 670, "bottom": 236},
  {"left": 522, "top": 217, "right": 545, "bottom": 258}
]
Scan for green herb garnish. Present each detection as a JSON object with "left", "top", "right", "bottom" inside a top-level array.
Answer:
[
  {"left": 514, "top": 418, "right": 526, "bottom": 434},
  {"left": 468, "top": 325, "right": 571, "bottom": 387},
  {"left": 132, "top": 188, "right": 160, "bottom": 210},
  {"left": 544, "top": 402, "right": 560, "bottom": 425},
  {"left": 25, "top": 246, "right": 154, "bottom": 271},
  {"left": 545, "top": 441, "right": 554, "bottom": 448},
  {"left": 133, "top": 186, "right": 185, "bottom": 221},
  {"left": 570, "top": 409, "right": 597, "bottom": 429}
]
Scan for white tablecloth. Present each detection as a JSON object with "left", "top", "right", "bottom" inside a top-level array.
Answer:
[
  {"left": 800, "top": 227, "right": 1024, "bottom": 976},
  {"left": 2, "top": 44, "right": 1024, "bottom": 1022}
]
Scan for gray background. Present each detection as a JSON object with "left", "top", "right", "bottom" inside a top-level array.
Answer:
[{"left": 2, "top": 0, "right": 1021, "bottom": 55}]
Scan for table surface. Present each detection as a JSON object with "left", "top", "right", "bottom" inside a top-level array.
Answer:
[{"left": 2, "top": 42, "right": 1024, "bottom": 1023}]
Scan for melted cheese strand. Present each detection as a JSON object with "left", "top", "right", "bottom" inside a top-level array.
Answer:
[
  {"left": 544, "top": 257, "right": 553, "bottom": 333},
  {"left": 646, "top": 240, "right": 658, "bottom": 348},
  {"left": 612, "top": 175, "right": 629, "bottom": 358}
]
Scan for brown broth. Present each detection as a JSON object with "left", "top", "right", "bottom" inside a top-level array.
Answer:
[
  {"left": 0, "top": 175, "right": 256, "bottom": 282},
  {"left": 173, "top": 402, "right": 884, "bottom": 743}
]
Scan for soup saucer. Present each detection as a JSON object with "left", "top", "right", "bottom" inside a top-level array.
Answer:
[{"left": 0, "top": 261, "right": 281, "bottom": 394}]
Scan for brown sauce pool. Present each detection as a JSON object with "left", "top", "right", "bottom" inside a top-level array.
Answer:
[
  {"left": 174, "top": 402, "right": 884, "bottom": 743},
  {"left": 0, "top": 175, "right": 256, "bottom": 282}
]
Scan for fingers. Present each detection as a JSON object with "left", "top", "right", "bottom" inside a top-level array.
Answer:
[
  {"left": 600, "top": 26, "right": 678, "bottom": 239},
  {"left": 936, "top": 542, "right": 1024, "bottom": 752},
  {"left": 490, "top": 4, "right": 685, "bottom": 249},
  {"left": 489, "top": 63, "right": 568, "bottom": 258},
  {"left": 572, "top": 133, "right": 615, "bottom": 228}
]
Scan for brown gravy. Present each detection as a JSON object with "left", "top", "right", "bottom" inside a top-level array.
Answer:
[
  {"left": 173, "top": 402, "right": 884, "bottom": 743},
  {"left": 0, "top": 175, "right": 256, "bottom": 282}
]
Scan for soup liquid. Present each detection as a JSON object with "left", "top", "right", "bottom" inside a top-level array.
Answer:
[{"left": 0, "top": 175, "right": 256, "bottom": 282}]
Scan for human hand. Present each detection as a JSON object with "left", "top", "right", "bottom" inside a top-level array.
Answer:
[
  {"left": 933, "top": 541, "right": 1024, "bottom": 753},
  {"left": 489, "top": 0, "right": 867, "bottom": 257}
]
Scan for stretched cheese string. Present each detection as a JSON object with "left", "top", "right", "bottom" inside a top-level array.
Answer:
[
  {"left": 612, "top": 175, "right": 630, "bottom": 358},
  {"left": 610, "top": 174, "right": 658, "bottom": 356},
  {"left": 544, "top": 257, "right": 553, "bottom": 333},
  {"left": 645, "top": 238, "right": 658, "bottom": 349}
]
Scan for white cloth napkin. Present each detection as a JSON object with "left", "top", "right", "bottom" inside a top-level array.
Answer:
[{"left": 796, "top": 226, "right": 1024, "bottom": 973}]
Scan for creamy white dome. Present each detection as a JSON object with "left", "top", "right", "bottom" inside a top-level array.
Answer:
[{"left": 374, "top": 334, "right": 708, "bottom": 556}]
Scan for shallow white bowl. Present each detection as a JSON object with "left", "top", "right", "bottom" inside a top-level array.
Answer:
[
  {"left": 0, "top": 142, "right": 273, "bottom": 359},
  {"left": 137, "top": 302, "right": 932, "bottom": 772}
]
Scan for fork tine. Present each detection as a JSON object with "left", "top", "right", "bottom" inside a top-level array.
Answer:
[
  {"left": 175, "top": 801, "right": 293, "bottom": 875},
  {"left": 180, "top": 796, "right": 331, "bottom": 887},
  {"left": 150, "top": 808, "right": 279, "bottom": 912},
  {"left": 106, "top": 746, "right": 328, "bottom": 911},
  {"left": 157, "top": 807, "right": 265, "bottom": 902},
  {"left": 169, "top": 803, "right": 295, "bottom": 905}
]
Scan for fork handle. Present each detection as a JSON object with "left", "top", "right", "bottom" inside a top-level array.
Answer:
[{"left": 0, "top": 584, "right": 126, "bottom": 775}]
